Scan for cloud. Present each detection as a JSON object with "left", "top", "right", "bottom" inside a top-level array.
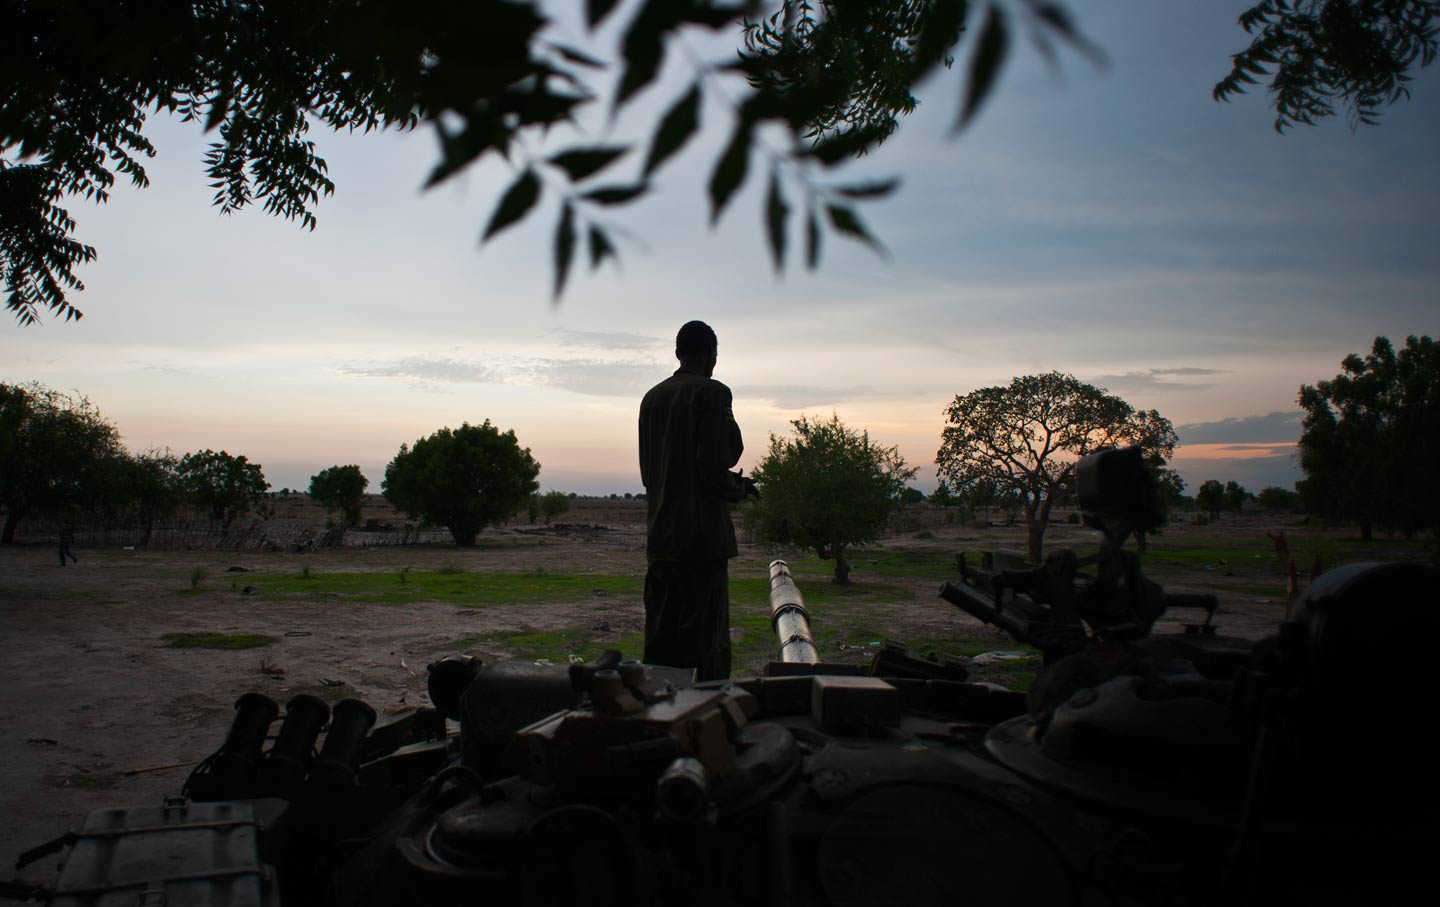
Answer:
[
  {"left": 736, "top": 384, "right": 893, "bottom": 410},
  {"left": 551, "top": 329, "right": 664, "bottom": 353},
  {"left": 1177, "top": 411, "right": 1302, "bottom": 445},
  {"left": 1088, "top": 368, "right": 1225, "bottom": 393},
  {"left": 335, "top": 355, "right": 663, "bottom": 398},
  {"left": 336, "top": 357, "right": 502, "bottom": 386}
]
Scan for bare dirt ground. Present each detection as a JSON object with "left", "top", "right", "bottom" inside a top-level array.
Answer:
[{"left": 0, "top": 514, "right": 1324, "bottom": 880}]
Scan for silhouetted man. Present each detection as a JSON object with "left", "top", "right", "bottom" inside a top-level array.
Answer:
[
  {"left": 639, "top": 321, "right": 755, "bottom": 680},
  {"left": 58, "top": 519, "right": 76, "bottom": 566}
]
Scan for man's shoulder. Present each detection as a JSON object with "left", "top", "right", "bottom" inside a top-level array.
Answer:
[{"left": 642, "top": 372, "right": 730, "bottom": 404}]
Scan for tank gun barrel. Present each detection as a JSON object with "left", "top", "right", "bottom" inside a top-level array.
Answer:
[{"left": 769, "top": 559, "right": 819, "bottom": 664}]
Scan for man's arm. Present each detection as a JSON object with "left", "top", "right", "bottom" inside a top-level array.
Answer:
[{"left": 696, "top": 384, "right": 747, "bottom": 502}]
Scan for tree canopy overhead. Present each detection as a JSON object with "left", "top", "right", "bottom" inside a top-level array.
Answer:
[
  {"left": 3, "top": 1, "right": 1434, "bottom": 326},
  {"left": 935, "top": 372, "right": 1177, "bottom": 563}
]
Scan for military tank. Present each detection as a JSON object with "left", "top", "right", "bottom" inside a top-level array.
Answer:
[{"left": 8, "top": 447, "right": 1437, "bottom": 905}]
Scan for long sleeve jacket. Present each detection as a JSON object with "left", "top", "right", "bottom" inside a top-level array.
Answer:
[{"left": 638, "top": 368, "right": 746, "bottom": 562}]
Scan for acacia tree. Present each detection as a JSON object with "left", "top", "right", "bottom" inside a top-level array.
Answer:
[
  {"left": 0, "top": 381, "right": 123, "bottom": 541},
  {"left": 1298, "top": 334, "right": 1438, "bottom": 540},
  {"left": 747, "top": 413, "right": 915, "bottom": 584},
  {"left": 309, "top": 464, "right": 369, "bottom": 528},
  {"left": 936, "top": 372, "right": 1178, "bottom": 563},
  {"left": 382, "top": 421, "right": 540, "bottom": 547},
  {"left": 178, "top": 449, "right": 269, "bottom": 527}
]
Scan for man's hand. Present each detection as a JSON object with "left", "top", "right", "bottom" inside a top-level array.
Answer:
[{"left": 734, "top": 468, "right": 761, "bottom": 500}]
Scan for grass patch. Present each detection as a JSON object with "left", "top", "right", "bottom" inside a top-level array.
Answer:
[
  {"left": 247, "top": 570, "right": 645, "bottom": 606},
  {"left": 437, "top": 561, "right": 466, "bottom": 575},
  {"left": 189, "top": 566, "right": 209, "bottom": 590},
  {"left": 453, "top": 627, "right": 648, "bottom": 664},
  {"left": 162, "top": 632, "right": 276, "bottom": 650}
]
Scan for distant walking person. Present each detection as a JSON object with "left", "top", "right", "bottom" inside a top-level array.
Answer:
[
  {"left": 638, "top": 321, "right": 757, "bottom": 680},
  {"left": 58, "top": 519, "right": 77, "bottom": 566}
]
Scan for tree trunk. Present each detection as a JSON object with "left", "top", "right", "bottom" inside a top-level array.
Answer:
[
  {"left": 2, "top": 505, "right": 28, "bottom": 543},
  {"left": 1024, "top": 498, "right": 1044, "bottom": 563},
  {"left": 451, "top": 525, "right": 478, "bottom": 547},
  {"left": 832, "top": 545, "right": 851, "bottom": 585}
]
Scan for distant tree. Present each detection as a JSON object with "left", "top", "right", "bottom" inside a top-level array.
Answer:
[
  {"left": 104, "top": 449, "right": 183, "bottom": 546},
  {"left": 309, "top": 464, "right": 369, "bottom": 527},
  {"left": 623, "top": 492, "right": 634, "bottom": 500},
  {"left": 1196, "top": 480, "right": 1225, "bottom": 520},
  {"left": 382, "top": 421, "right": 539, "bottom": 547},
  {"left": 1258, "top": 486, "right": 1302, "bottom": 513},
  {"left": 0, "top": 382, "right": 123, "bottom": 541},
  {"left": 1223, "top": 480, "right": 1250, "bottom": 514},
  {"left": 748, "top": 413, "right": 915, "bottom": 584},
  {"left": 936, "top": 372, "right": 1178, "bottom": 563},
  {"left": 928, "top": 481, "right": 956, "bottom": 508},
  {"left": 541, "top": 489, "right": 571, "bottom": 524},
  {"left": 899, "top": 487, "right": 925, "bottom": 506},
  {"left": 178, "top": 449, "right": 269, "bottom": 527},
  {"left": 1299, "top": 335, "right": 1439, "bottom": 541}
]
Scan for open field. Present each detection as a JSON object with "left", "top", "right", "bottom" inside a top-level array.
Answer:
[{"left": 0, "top": 514, "right": 1430, "bottom": 878}]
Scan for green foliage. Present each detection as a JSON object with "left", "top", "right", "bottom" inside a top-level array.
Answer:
[
  {"left": 1214, "top": 0, "right": 1439, "bottom": 131},
  {"left": 382, "top": 420, "right": 540, "bottom": 547},
  {"left": 1223, "top": 480, "right": 1251, "bottom": 513},
  {"left": 162, "top": 632, "right": 275, "bottom": 650},
  {"left": 0, "top": 382, "right": 123, "bottom": 541},
  {"left": 1258, "top": 486, "right": 1302, "bottom": 512},
  {"left": 1196, "top": 479, "right": 1225, "bottom": 519},
  {"left": 747, "top": 413, "right": 916, "bottom": 584},
  {"left": 189, "top": 566, "right": 209, "bottom": 590},
  {"left": 1, "top": 0, "right": 1101, "bottom": 324},
  {"left": 1298, "top": 335, "right": 1439, "bottom": 540},
  {"left": 899, "top": 487, "right": 925, "bottom": 506},
  {"left": 101, "top": 450, "right": 183, "bottom": 536},
  {"left": 308, "top": 464, "right": 369, "bottom": 527},
  {"left": 178, "top": 449, "right": 269, "bottom": 528},
  {"left": 936, "top": 372, "right": 1178, "bottom": 563},
  {"left": 541, "top": 489, "right": 571, "bottom": 524}
]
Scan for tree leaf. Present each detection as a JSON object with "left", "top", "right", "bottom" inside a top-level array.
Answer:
[
  {"left": 644, "top": 84, "right": 701, "bottom": 176},
  {"left": 481, "top": 169, "right": 541, "bottom": 244},
  {"left": 765, "top": 170, "right": 788, "bottom": 273},
  {"left": 834, "top": 179, "right": 900, "bottom": 199},
  {"left": 588, "top": 224, "right": 616, "bottom": 270},
  {"left": 806, "top": 207, "right": 821, "bottom": 270},
  {"left": 616, "top": 0, "right": 671, "bottom": 108},
  {"left": 582, "top": 183, "right": 648, "bottom": 205},
  {"left": 826, "top": 204, "right": 882, "bottom": 252},
  {"left": 553, "top": 202, "right": 576, "bottom": 300},
  {"left": 707, "top": 121, "right": 751, "bottom": 226},
  {"left": 957, "top": 5, "right": 1010, "bottom": 132},
  {"left": 587, "top": 0, "right": 620, "bottom": 29},
  {"left": 546, "top": 146, "right": 628, "bottom": 182},
  {"left": 550, "top": 43, "right": 606, "bottom": 68}
]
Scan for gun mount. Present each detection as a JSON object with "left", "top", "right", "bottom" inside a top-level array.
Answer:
[{"left": 9, "top": 448, "right": 1437, "bottom": 905}]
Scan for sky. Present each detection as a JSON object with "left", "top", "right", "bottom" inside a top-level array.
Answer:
[{"left": 3, "top": 1, "right": 1437, "bottom": 497}]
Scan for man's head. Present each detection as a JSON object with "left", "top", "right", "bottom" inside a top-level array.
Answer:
[{"left": 675, "top": 320, "right": 718, "bottom": 377}]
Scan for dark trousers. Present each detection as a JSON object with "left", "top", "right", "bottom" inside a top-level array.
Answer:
[
  {"left": 643, "top": 559, "right": 731, "bottom": 681},
  {"left": 58, "top": 542, "right": 75, "bottom": 565}
]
